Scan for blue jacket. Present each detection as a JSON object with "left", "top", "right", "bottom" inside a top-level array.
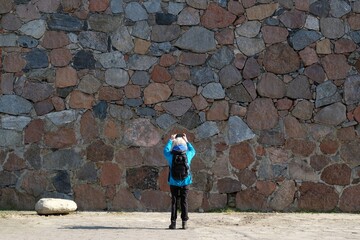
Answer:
[{"left": 163, "top": 140, "right": 196, "bottom": 187}]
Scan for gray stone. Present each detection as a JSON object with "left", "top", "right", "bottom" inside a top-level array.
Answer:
[
  {"left": 168, "top": 2, "right": 185, "bottom": 15},
  {"left": 105, "top": 69, "right": 129, "bottom": 88},
  {"left": 73, "top": 50, "right": 96, "bottom": 70},
  {"left": 156, "top": 13, "right": 177, "bottom": 25},
  {"left": 110, "top": 0, "right": 123, "bottom": 13},
  {"left": 137, "top": 107, "right": 156, "bottom": 117},
  {"left": 1, "top": 116, "right": 31, "bottom": 130},
  {"left": 0, "top": 0, "right": 13, "bottom": 14},
  {"left": 178, "top": 7, "right": 200, "bottom": 26},
  {"left": 354, "top": 1, "right": 360, "bottom": 13},
  {"left": 26, "top": 69, "right": 55, "bottom": 82},
  {"left": 305, "top": 15, "right": 320, "bottom": 31},
  {"left": 316, "top": 81, "right": 342, "bottom": 108},
  {"left": 19, "top": 19, "right": 46, "bottom": 39},
  {"left": 95, "top": 52, "right": 126, "bottom": 69},
  {"left": 52, "top": 171, "right": 71, "bottom": 194},
  {"left": 257, "top": 73, "right": 286, "bottom": 99},
  {"left": 314, "top": 102, "right": 347, "bottom": 125},
  {"left": 289, "top": 159, "right": 317, "bottom": 181},
  {"left": 45, "top": 110, "right": 77, "bottom": 126},
  {"left": 0, "top": 34, "right": 18, "bottom": 47},
  {"left": 124, "top": 99, "right": 143, "bottom": 107},
  {"left": 35, "top": 198, "right": 77, "bottom": 215},
  {"left": 226, "top": 85, "right": 253, "bottom": 102},
  {"left": 18, "top": 36, "right": 38, "bottom": 48},
  {"left": 93, "top": 101, "right": 108, "bottom": 120},
  {"left": 109, "top": 105, "right": 133, "bottom": 120},
  {"left": 208, "top": 47, "right": 234, "bottom": 70},
  {"left": 0, "top": 129, "right": 23, "bottom": 147},
  {"left": 344, "top": 75, "right": 360, "bottom": 105},
  {"left": 156, "top": 114, "right": 178, "bottom": 130},
  {"left": 43, "top": 149, "right": 83, "bottom": 170},
  {"left": 131, "top": 71, "right": 150, "bottom": 86},
  {"left": 309, "top": 0, "right": 330, "bottom": 17},
  {"left": 236, "top": 21, "right": 261, "bottom": 38},
  {"left": 79, "top": 31, "right": 108, "bottom": 52},
  {"left": 0, "top": 95, "right": 33, "bottom": 115},
  {"left": 24, "top": 49, "right": 49, "bottom": 70},
  {"left": 47, "top": 13, "right": 83, "bottom": 32},
  {"left": 202, "top": 83, "right": 226, "bottom": 99},
  {"left": 186, "top": 0, "right": 207, "bottom": 9},
  {"left": 128, "top": 55, "right": 158, "bottom": 71},
  {"left": 286, "top": 75, "right": 312, "bottom": 100},
  {"left": 236, "top": 37, "right": 265, "bottom": 56},
  {"left": 175, "top": 26, "right": 216, "bottom": 53},
  {"left": 180, "top": 111, "right": 201, "bottom": 130},
  {"left": 144, "top": 0, "right": 161, "bottom": 13},
  {"left": 88, "top": 14, "right": 123, "bottom": 33},
  {"left": 77, "top": 162, "right": 98, "bottom": 182},
  {"left": 111, "top": 27, "right": 134, "bottom": 53},
  {"left": 292, "top": 100, "right": 314, "bottom": 120},
  {"left": 191, "top": 67, "right": 216, "bottom": 86},
  {"left": 320, "top": 18, "right": 345, "bottom": 39},
  {"left": 330, "top": 0, "right": 351, "bottom": 18},
  {"left": 349, "top": 31, "right": 360, "bottom": 44},
  {"left": 196, "top": 121, "right": 219, "bottom": 139},
  {"left": 78, "top": 74, "right": 102, "bottom": 94},
  {"left": 228, "top": 116, "right": 255, "bottom": 144},
  {"left": 289, "top": 30, "right": 322, "bottom": 50},
  {"left": 125, "top": 2, "right": 148, "bottom": 21},
  {"left": 162, "top": 98, "right": 192, "bottom": 117},
  {"left": 151, "top": 25, "right": 181, "bottom": 42},
  {"left": 149, "top": 42, "right": 172, "bottom": 56},
  {"left": 131, "top": 21, "right": 151, "bottom": 40},
  {"left": 219, "top": 65, "right": 242, "bottom": 88},
  {"left": 21, "top": 81, "right": 54, "bottom": 102}
]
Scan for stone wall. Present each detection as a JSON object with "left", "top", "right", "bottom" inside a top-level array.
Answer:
[{"left": 1, "top": 0, "right": 360, "bottom": 212}]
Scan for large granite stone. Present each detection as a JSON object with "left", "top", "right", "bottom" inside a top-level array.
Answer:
[
  {"left": 236, "top": 21, "right": 261, "bottom": 38},
  {"left": 111, "top": 26, "right": 134, "bottom": 53},
  {"left": 299, "top": 182, "right": 338, "bottom": 211},
  {"left": 35, "top": 198, "right": 77, "bottom": 215},
  {"left": 257, "top": 73, "right": 286, "bottom": 98},
  {"left": 321, "top": 54, "right": 350, "bottom": 80},
  {"left": 190, "top": 67, "right": 216, "bottom": 86},
  {"left": 174, "top": 26, "right": 216, "bottom": 53},
  {"left": 269, "top": 180, "right": 296, "bottom": 211},
  {"left": 47, "top": 13, "right": 83, "bottom": 31},
  {"left": 330, "top": 0, "right": 351, "bottom": 17},
  {"left": 228, "top": 116, "right": 255, "bottom": 144},
  {"left": 219, "top": 65, "right": 242, "bottom": 88},
  {"left": 236, "top": 37, "right": 265, "bottom": 56},
  {"left": 201, "top": 83, "right": 225, "bottom": 99},
  {"left": 208, "top": 47, "right": 234, "bottom": 70},
  {"left": 19, "top": 19, "right": 46, "bottom": 39},
  {"left": 195, "top": 121, "right": 219, "bottom": 139},
  {"left": 105, "top": 69, "right": 129, "bottom": 88},
  {"left": 123, "top": 118, "right": 161, "bottom": 147},
  {"left": 201, "top": 3, "right": 236, "bottom": 29},
  {"left": 247, "top": 98, "right": 279, "bottom": 130},
  {"left": 128, "top": 55, "right": 157, "bottom": 71},
  {"left": 315, "top": 81, "right": 342, "bottom": 108},
  {"left": 144, "top": 83, "right": 171, "bottom": 104},
  {"left": 264, "top": 43, "right": 300, "bottom": 74},
  {"left": 286, "top": 75, "right": 312, "bottom": 100},
  {"left": 314, "top": 102, "right": 347, "bottom": 125},
  {"left": 79, "top": 31, "right": 108, "bottom": 52},
  {"left": 1, "top": 116, "right": 31, "bottom": 130},
  {"left": 0, "top": 95, "right": 33, "bottom": 115},
  {"left": 162, "top": 98, "right": 192, "bottom": 117},
  {"left": 246, "top": 3, "right": 279, "bottom": 20}
]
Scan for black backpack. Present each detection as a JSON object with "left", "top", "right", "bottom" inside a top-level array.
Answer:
[{"left": 170, "top": 150, "right": 189, "bottom": 180}]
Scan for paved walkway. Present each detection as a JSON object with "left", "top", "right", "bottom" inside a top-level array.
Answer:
[{"left": 1, "top": 211, "right": 360, "bottom": 240}]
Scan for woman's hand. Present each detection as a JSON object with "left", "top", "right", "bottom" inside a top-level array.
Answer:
[
  {"left": 171, "top": 134, "right": 176, "bottom": 141},
  {"left": 182, "top": 133, "right": 188, "bottom": 143}
]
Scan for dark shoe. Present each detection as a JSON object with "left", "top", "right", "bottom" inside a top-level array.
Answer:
[
  {"left": 182, "top": 221, "right": 187, "bottom": 230},
  {"left": 169, "top": 221, "right": 176, "bottom": 229}
]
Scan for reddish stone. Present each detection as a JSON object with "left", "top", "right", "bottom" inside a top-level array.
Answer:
[
  {"left": 20, "top": 170, "right": 49, "bottom": 197},
  {"left": 228, "top": 0, "right": 245, "bottom": 15},
  {"left": 247, "top": 98, "right": 279, "bottom": 130},
  {"left": 335, "top": 39, "right": 357, "bottom": 53},
  {"left": 0, "top": 188, "right": 35, "bottom": 211},
  {"left": 74, "top": 184, "right": 106, "bottom": 210},
  {"left": 304, "top": 64, "right": 326, "bottom": 83},
  {"left": 61, "top": 0, "right": 82, "bottom": 12},
  {"left": 188, "top": 190, "right": 203, "bottom": 212},
  {"left": 179, "top": 52, "right": 207, "bottom": 66},
  {"left": 115, "top": 148, "right": 143, "bottom": 168},
  {"left": 34, "top": 99, "right": 54, "bottom": 116},
  {"left": 230, "top": 104, "right": 247, "bottom": 117},
  {"left": 104, "top": 119, "right": 119, "bottom": 140},
  {"left": 111, "top": 188, "right": 142, "bottom": 211},
  {"left": 348, "top": 14, "right": 360, "bottom": 30},
  {"left": 151, "top": 65, "right": 171, "bottom": 83},
  {"left": 320, "top": 138, "right": 339, "bottom": 155},
  {"left": 192, "top": 94, "right": 208, "bottom": 110},
  {"left": 299, "top": 47, "right": 319, "bottom": 66},
  {"left": 243, "top": 57, "right": 260, "bottom": 79},
  {"left": 124, "top": 85, "right": 141, "bottom": 98},
  {"left": 173, "top": 81, "right": 197, "bottom": 97},
  {"left": 89, "top": 0, "right": 109, "bottom": 12},
  {"left": 211, "top": 153, "right": 230, "bottom": 178},
  {"left": 262, "top": 26, "right": 289, "bottom": 44},
  {"left": 3, "top": 53, "right": 26, "bottom": 73},
  {"left": 279, "top": 9, "right": 306, "bottom": 28},
  {"left": 100, "top": 162, "right": 121, "bottom": 187},
  {"left": 340, "top": 140, "right": 360, "bottom": 168},
  {"left": 144, "top": 83, "right": 171, "bottom": 104},
  {"left": 56, "top": 66, "right": 78, "bottom": 88},
  {"left": 256, "top": 181, "right": 276, "bottom": 196},
  {"left": 229, "top": 142, "right": 255, "bottom": 170},
  {"left": 159, "top": 167, "right": 170, "bottom": 192},
  {"left": 237, "top": 169, "right": 256, "bottom": 187},
  {"left": 246, "top": 3, "right": 278, "bottom": 20},
  {"left": 123, "top": 118, "right": 161, "bottom": 147},
  {"left": 44, "top": 127, "right": 76, "bottom": 149},
  {"left": 98, "top": 86, "right": 124, "bottom": 101},
  {"left": 292, "top": 100, "right": 314, "bottom": 120},
  {"left": 269, "top": 180, "right": 296, "bottom": 211},
  {"left": 255, "top": 145, "right": 266, "bottom": 157},
  {"left": 242, "top": 0, "right": 256, "bottom": 8},
  {"left": 205, "top": 193, "right": 227, "bottom": 211},
  {"left": 134, "top": 38, "right": 150, "bottom": 54},
  {"left": 337, "top": 127, "right": 356, "bottom": 141},
  {"left": 217, "top": 178, "right": 242, "bottom": 193},
  {"left": 299, "top": 182, "right": 338, "bottom": 211},
  {"left": 321, "top": 54, "right": 351, "bottom": 80},
  {"left": 50, "top": 48, "right": 72, "bottom": 67},
  {"left": 173, "top": 66, "right": 190, "bottom": 81},
  {"left": 267, "top": 147, "right": 289, "bottom": 164},
  {"left": 257, "top": 73, "right": 286, "bottom": 99},
  {"left": 354, "top": 106, "right": 360, "bottom": 123},
  {"left": 51, "top": 96, "right": 65, "bottom": 111},
  {"left": 236, "top": 188, "right": 268, "bottom": 211},
  {"left": 295, "top": 0, "right": 310, "bottom": 11},
  {"left": 207, "top": 100, "right": 229, "bottom": 121},
  {"left": 3, "top": 152, "right": 27, "bottom": 171},
  {"left": 339, "top": 185, "right": 360, "bottom": 212},
  {"left": 215, "top": 28, "right": 234, "bottom": 45},
  {"left": 159, "top": 54, "right": 176, "bottom": 67},
  {"left": 69, "top": 90, "right": 94, "bottom": 109},
  {"left": 1, "top": 13, "right": 22, "bottom": 30},
  {"left": 310, "top": 155, "right": 330, "bottom": 171},
  {"left": 285, "top": 139, "right": 316, "bottom": 157},
  {"left": 0, "top": 0, "right": 14, "bottom": 14},
  {"left": 41, "top": 31, "right": 69, "bottom": 49},
  {"left": 140, "top": 190, "right": 171, "bottom": 211},
  {"left": 16, "top": 4, "right": 41, "bottom": 22},
  {"left": 24, "top": 119, "right": 45, "bottom": 144},
  {"left": 87, "top": 140, "right": 114, "bottom": 162},
  {"left": 321, "top": 164, "right": 351, "bottom": 186},
  {"left": 284, "top": 115, "right": 307, "bottom": 139},
  {"left": 234, "top": 53, "right": 247, "bottom": 70},
  {"left": 264, "top": 43, "right": 300, "bottom": 74},
  {"left": 80, "top": 110, "right": 98, "bottom": 142},
  {"left": 201, "top": 3, "right": 236, "bottom": 29},
  {"left": 34, "top": 0, "right": 61, "bottom": 13},
  {"left": 276, "top": 98, "right": 293, "bottom": 110}
]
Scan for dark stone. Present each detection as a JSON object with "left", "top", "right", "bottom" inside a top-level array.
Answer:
[
  {"left": 47, "top": 13, "right": 84, "bottom": 32},
  {"left": 349, "top": 31, "right": 360, "bottom": 44},
  {"left": 86, "top": 140, "right": 114, "bottom": 162},
  {"left": 0, "top": 172, "right": 17, "bottom": 187},
  {"left": 155, "top": 13, "right": 177, "bottom": 25},
  {"left": 24, "top": 49, "right": 49, "bottom": 70},
  {"left": 192, "top": 172, "right": 214, "bottom": 192},
  {"left": 126, "top": 166, "right": 159, "bottom": 190},
  {"left": 259, "top": 130, "right": 285, "bottom": 146},
  {"left": 76, "top": 162, "right": 98, "bottom": 183},
  {"left": 52, "top": 171, "right": 71, "bottom": 194},
  {"left": 43, "top": 149, "right": 83, "bottom": 170},
  {"left": 179, "top": 111, "right": 201, "bottom": 130},
  {"left": 309, "top": 0, "right": 330, "bottom": 17},
  {"left": 57, "top": 86, "right": 74, "bottom": 98},
  {"left": 73, "top": 50, "right": 96, "bottom": 70},
  {"left": 272, "top": 165, "right": 288, "bottom": 179},
  {"left": 14, "top": 0, "right": 30, "bottom": 4},
  {"left": 24, "top": 144, "right": 41, "bottom": 170},
  {"left": 217, "top": 178, "right": 242, "bottom": 194},
  {"left": 124, "top": 98, "right": 143, "bottom": 107},
  {"left": 149, "top": 42, "right": 172, "bottom": 56},
  {"left": 289, "top": 30, "right": 322, "bottom": 50},
  {"left": 226, "top": 84, "right": 253, "bottom": 102},
  {"left": 93, "top": 101, "right": 108, "bottom": 120},
  {"left": 137, "top": 107, "right": 156, "bottom": 117},
  {"left": 191, "top": 67, "right": 216, "bottom": 86},
  {"left": 131, "top": 71, "right": 150, "bottom": 86},
  {"left": 18, "top": 36, "right": 38, "bottom": 48}
]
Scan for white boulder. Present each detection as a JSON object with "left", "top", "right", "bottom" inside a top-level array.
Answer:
[{"left": 35, "top": 198, "right": 77, "bottom": 215}]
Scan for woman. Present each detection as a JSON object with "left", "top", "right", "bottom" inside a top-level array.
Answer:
[{"left": 163, "top": 133, "right": 196, "bottom": 230}]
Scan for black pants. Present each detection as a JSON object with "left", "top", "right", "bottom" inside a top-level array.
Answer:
[{"left": 170, "top": 185, "right": 189, "bottom": 222}]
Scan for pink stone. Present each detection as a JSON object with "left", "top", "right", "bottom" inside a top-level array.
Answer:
[
  {"left": 279, "top": 9, "right": 306, "bottom": 28},
  {"left": 98, "top": 86, "right": 124, "bottom": 101},
  {"left": 61, "top": 0, "right": 82, "bottom": 13},
  {"left": 3, "top": 53, "right": 26, "bottom": 73},
  {"left": 173, "top": 66, "right": 190, "bottom": 81},
  {"left": 86, "top": 140, "right": 114, "bottom": 162},
  {"left": 321, "top": 164, "right": 351, "bottom": 186},
  {"left": 207, "top": 100, "right": 229, "bottom": 121},
  {"left": 41, "top": 31, "right": 70, "bottom": 49},
  {"left": 50, "top": 48, "right": 72, "bottom": 67},
  {"left": 124, "top": 85, "right": 141, "bottom": 98},
  {"left": 179, "top": 52, "right": 207, "bottom": 66},
  {"left": 52, "top": 96, "right": 65, "bottom": 111},
  {"left": 89, "top": 0, "right": 109, "bottom": 12},
  {"left": 215, "top": 28, "right": 234, "bottom": 45},
  {"left": 80, "top": 110, "right": 98, "bottom": 142},
  {"left": 69, "top": 90, "right": 94, "bottom": 109},
  {"left": 140, "top": 190, "right": 171, "bottom": 211},
  {"left": 236, "top": 188, "right": 268, "bottom": 211},
  {"left": 159, "top": 54, "right": 176, "bottom": 67},
  {"left": 263, "top": 43, "right": 300, "bottom": 74},
  {"left": 348, "top": 14, "right": 360, "bottom": 30},
  {"left": 56, "top": 66, "right": 78, "bottom": 88},
  {"left": 229, "top": 142, "right": 255, "bottom": 170},
  {"left": 234, "top": 53, "right": 247, "bottom": 70},
  {"left": 339, "top": 185, "right": 360, "bottom": 212},
  {"left": 3, "top": 152, "right": 27, "bottom": 171},
  {"left": 334, "top": 39, "right": 357, "bottom": 53},
  {"left": 173, "top": 81, "right": 197, "bottom": 97},
  {"left": 192, "top": 95, "right": 208, "bottom": 110},
  {"left": 276, "top": 98, "right": 293, "bottom": 110},
  {"left": 299, "top": 47, "right": 319, "bottom": 66},
  {"left": 100, "top": 162, "right": 121, "bottom": 186},
  {"left": 111, "top": 188, "right": 142, "bottom": 211},
  {"left": 321, "top": 54, "right": 351, "bottom": 80},
  {"left": 247, "top": 98, "right": 279, "bottom": 130},
  {"left": 144, "top": 83, "right": 171, "bottom": 104},
  {"left": 201, "top": 3, "right": 236, "bottom": 29},
  {"left": 104, "top": 119, "right": 119, "bottom": 140},
  {"left": 1, "top": 13, "right": 22, "bottom": 30},
  {"left": 320, "top": 138, "right": 339, "bottom": 155},
  {"left": 34, "top": 0, "right": 61, "bottom": 13},
  {"left": 74, "top": 184, "right": 107, "bottom": 210},
  {"left": 262, "top": 26, "right": 289, "bottom": 44},
  {"left": 299, "top": 182, "right": 338, "bottom": 211},
  {"left": 256, "top": 181, "right": 276, "bottom": 196},
  {"left": 353, "top": 106, "right": 360, "bottom": 123},
  {"left": 34, "top": 99, "right": 54, "bottom": 116},
  {"left": 246, "top": 3, "right": 278, "bottom": 20},
  {"left": 115, "top": 148, "right": 143, "bottom": 168},
  {"left": 24, "top": 119, "right": 45, "bottom": 144},
  {"left": 16, "top": 3, "right": 41, "bottom": 22},
  {"left": 285, "top": 139, "right": 316, "bottom": 157},
  {"left": 44, "top": 127, "right": 76, "bottom": 149},
  {"left": 151, "top": 65, "right": 171, "bottom": 83},
  {"left": 228, "top": 0, "right": 245, "bottom": 15}
]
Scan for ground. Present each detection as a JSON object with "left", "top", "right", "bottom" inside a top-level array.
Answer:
[{"left": 1, "top": 211, "right": 360, "bottom": 240}]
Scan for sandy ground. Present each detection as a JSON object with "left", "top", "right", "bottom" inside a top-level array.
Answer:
[{"left": 1, "top": 211, "right": 360, "bottom": 240}]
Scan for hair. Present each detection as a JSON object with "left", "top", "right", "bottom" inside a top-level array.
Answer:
[{"left": 171, "top": 137, "right": 187, "bottom": 150}]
